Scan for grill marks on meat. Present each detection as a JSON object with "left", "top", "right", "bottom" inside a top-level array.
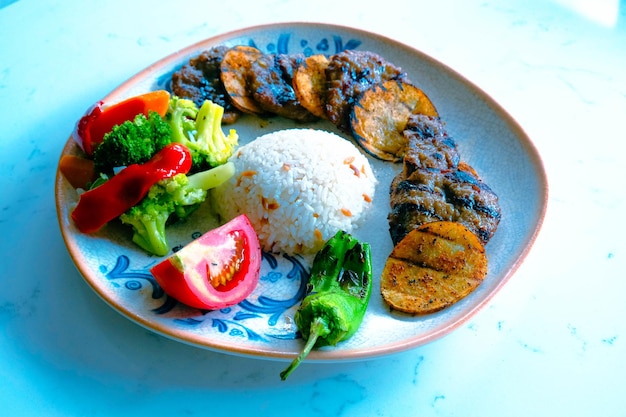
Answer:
[
  {"left": 388, "top": 115, "right": 501, "bottom": 245},
  {"left": 389, "top": 168, "right": 502, "bottom": 245},
  {"left": 324, "top": 50, "right": 408, "bottom": 132},
  {"left": 248, "top": 53, "right": 318, "bottom": 122},
  {"left": 402, "top": 114, "right": 460, "bottom": 173},
  {"left": 171, "top": 46, "right": 241, "bottom": 124},
  {"left": 170, "top": 48, "right": 409, "bottom": 132},
  {"left": 170, "top": 47, "right": 502, "bottom": 245}
]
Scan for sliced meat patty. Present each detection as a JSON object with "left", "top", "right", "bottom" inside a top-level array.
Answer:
[
  {"left": 388, "top": 167, "right": 501, "bottom": 246},
  {"left": 324, "top": 49, "right": 408, "bottom": 132},
  {"left": 389, "top": 114, "right": 501, "bottom": 246},
  {"left": 402, "top": 114, "right": 460, "bottom": 174},
  {"left": 248, "top": 53, "right": 318, "bottom": 122},
  {"left": 171, "top": 46, "right": 241, "bottom": 124}
]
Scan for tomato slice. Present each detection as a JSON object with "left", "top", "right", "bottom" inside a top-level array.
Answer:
[{"left": 150, "top": 214, "right": 262, "bottom": 310}]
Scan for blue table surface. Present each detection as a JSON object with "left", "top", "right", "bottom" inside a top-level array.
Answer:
[{"left": 2, "top": 0, "right": 626, "bottom": 416}]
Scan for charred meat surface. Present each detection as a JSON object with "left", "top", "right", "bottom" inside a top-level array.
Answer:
[
  {"left": 401, "top": 114, "right": 460, "bottom": 174},
  {"left": 248, "top": 53, "right": 318, "bottom": 122},
  {"left": 325, "top": 50, "right": 408, "bottom": 132},
  {"left": 389, "top": 115, "right": 501, "bottom": 246},
  {"left": 389, "top": 167, "right": 501, "bottom": 245},
  {"left": 171, "top": 46, "right": 241, "bottom": 124}
]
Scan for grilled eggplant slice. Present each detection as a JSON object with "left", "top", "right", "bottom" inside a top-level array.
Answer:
[
  {"left": 325, "top": 50, "right": 407, "bottom": 132},
  {"left": 292, "top": 54, "right": 330, "bottom": 119},
  {"left": 351, "top": 80, "right": 438, "bottom": 162},
  {"left": 380, "top": 221, "right": 488, "bottom": 315},
  {"left": 220, "top": 45, "right": 266, "bottom": 115}
]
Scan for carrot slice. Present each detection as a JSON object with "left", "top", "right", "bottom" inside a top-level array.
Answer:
[{"left": 59, "top": 154, "right": 97, "bottom": 189}]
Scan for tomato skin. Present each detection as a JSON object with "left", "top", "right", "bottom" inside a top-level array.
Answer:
[
  {"left": 74, "top": 90, "right": 171, "bottom": 156},
  {"left": 150, "top": 214, "right": 262, "bottom": 310}
]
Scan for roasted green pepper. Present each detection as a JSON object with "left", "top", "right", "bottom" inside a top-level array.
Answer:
[{"left": 280, "top": 230, "right": 373, "bottom": 380}]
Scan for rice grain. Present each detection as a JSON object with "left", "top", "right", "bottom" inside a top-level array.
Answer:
[{"left": 211, "top": 128, "right": 377, "bottom": 254}]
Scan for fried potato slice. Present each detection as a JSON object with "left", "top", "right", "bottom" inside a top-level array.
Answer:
[
  {"left": 351, "top": 80, "right": 438, "bottom": 162},
  {"left": 220, "top": 45, "right": 265, "bottom": 115},
  {"left": 380, "top": 221, "right": 488, "bottom": 315},
  {"left": 292, "top": 54, "right": 329, "bottom": 119}
]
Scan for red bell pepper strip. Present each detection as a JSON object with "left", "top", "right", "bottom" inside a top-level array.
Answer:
[
  {"left": 71, "top": 143, "right": 192, "bottom": 234},
  {"left": 74, "top": 90, "right": 171, "bottom": 156}
]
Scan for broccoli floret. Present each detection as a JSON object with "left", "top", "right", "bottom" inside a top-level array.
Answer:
[
  {"left": 119, "top": 174, "right": 204, "bottom": 256},
  {"left": 165, "top": 97, "right": 238, "bottom": 172},
  {"left": 119, "top": 185, "right": 174, "bottom": 256},
  {"left": 195, "top": 100, "right": 239, "bottom": 167},
  {"left": 161, "top": 172, "right": 208, "bottom": 222},
  {"left": 93, "top": 111, "right": 172, "bottom": 175},
  {"left": 118, "top": 162, "right": 235, "bottom": 256},
  {"left": 165, "top": 96, "right": 198, "bottom": 143}
]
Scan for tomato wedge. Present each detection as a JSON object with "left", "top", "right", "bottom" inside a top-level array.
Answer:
[
  {"left": 74, "top": 90, "right": 171, "bottom": 156},
  {"left": 150, "top": 214, "right": 262, "bottom": 310}
]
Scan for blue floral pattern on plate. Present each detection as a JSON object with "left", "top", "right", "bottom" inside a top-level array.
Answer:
[
  {"left": 156, "top": 32, "right": 361, "bottom": 91},
  {"left": 251, "top": 32, "right": 361, "bottom": 55},
  {"left": 100, "top": 249, "right": 309, "bottom": 341},
  {"left": 90, "top": 30, "right": 363, "bottom": 345}
]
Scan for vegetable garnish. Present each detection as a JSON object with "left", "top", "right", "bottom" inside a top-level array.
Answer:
[
  {"left": 150, "top": 214, "right": 262, "bottom": 310},
  {"left": 71, "top": 143, "right": 192, "bottom": 234},
  {"left": 58, "top": 154, "right": 96, "bottom": 190},
  {"left": 119, "top": 162, "right": 235, "bottom": 256},
  {"left": 74, "top": 90, "right": 171, "bottom": 156},
  {"left": 280, "top": 230, "right": 373, "bottom": 380},
  {"left": 93, "top": 110, "right": 173, "bottom": 175},
  {"left": 166, "top": 97, "right": 239, "bottom": 171},
  {"left": 64, "top": 90, "right": 241, "bottom": 255}
]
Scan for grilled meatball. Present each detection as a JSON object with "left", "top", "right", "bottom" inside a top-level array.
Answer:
[
  {"left": 248, "top": 53, "right": 318, "bottom": 122},
  {"left": 389, "top": 114, "right": 501, "bottom": 245},
  {"left": 402, "top": 114, "right": 460, "bottom": 174},
  {"left": 171, "top": 46, "right": 241, "bottom": 124},
  {"left": 325, "top": 50, "right": 408, "bottom": 132},
  {"left": 388, "top": 166, "right": 501, "bottom": 245}
]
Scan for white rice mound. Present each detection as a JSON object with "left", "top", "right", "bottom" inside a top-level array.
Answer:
[{"left": 212, "top": 128, "right": 377, "bottom": 254}]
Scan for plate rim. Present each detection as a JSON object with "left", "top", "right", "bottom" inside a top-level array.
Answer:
[{"left": 55, "top": 21, "right": 549, "bottom": 362}]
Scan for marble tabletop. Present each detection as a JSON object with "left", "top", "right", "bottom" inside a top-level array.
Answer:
[{"left": 1, "top": 0, "right": 625, "bottom": 415}]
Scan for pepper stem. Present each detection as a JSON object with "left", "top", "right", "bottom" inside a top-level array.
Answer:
[{"left": 280, "top": 316, "right": 330, "bottom": 380}]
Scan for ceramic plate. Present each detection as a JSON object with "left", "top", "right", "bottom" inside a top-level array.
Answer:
[{"left": 55, "top": 22, "right": 548, "bottom": 361}]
